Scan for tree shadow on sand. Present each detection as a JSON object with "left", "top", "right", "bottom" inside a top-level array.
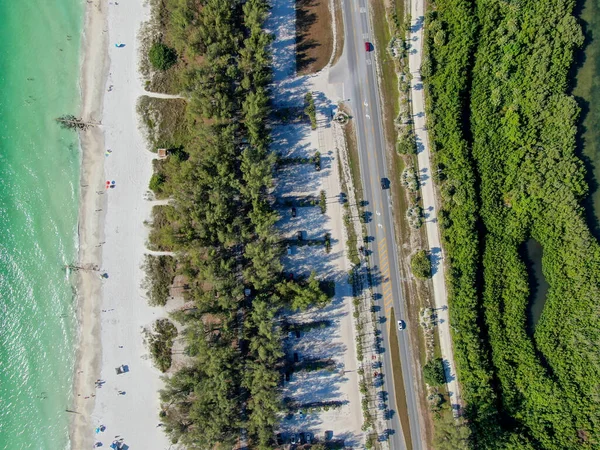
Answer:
[{"left": 295, "top": 0, "right": 320, "bottom": 73}]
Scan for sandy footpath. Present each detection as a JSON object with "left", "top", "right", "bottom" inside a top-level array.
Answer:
[{"left": 70, "top": 0, "right": 170, "bottom": 449}]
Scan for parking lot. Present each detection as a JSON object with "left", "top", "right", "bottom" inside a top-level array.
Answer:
[{"left": 271, "top": 111, "right": 362, "bottom": 448}]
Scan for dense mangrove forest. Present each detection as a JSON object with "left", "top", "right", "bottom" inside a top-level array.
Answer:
[{"left": 423, "top": 0, "right": 600, "bottom": 448}]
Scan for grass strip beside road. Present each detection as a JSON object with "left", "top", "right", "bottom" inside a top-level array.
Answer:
[
  {"left": 331, "top": 0, "right": 345, "bottom": 67},
  {"left": 337, "top": 150, "right": 361, "bottom": 266},
  {"left": 389, "top": 308, "right": 412, "bottom": 450},
  {"left": 371, "top": 0, "right": 400, "bottom": 151},
  {"left": 342, "top": 115, "right": 363, "bottom": 205}
]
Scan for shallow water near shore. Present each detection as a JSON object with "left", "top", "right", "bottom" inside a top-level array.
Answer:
[{"left": 0, "top": 0, "right": 83, "bottom": 448}]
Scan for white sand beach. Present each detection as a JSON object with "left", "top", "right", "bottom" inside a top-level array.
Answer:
[{"left": 71, "top": 1, "right": 170, "bottom": 449}]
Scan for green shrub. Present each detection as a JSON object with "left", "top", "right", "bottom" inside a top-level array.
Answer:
[
  {"left": 304, "top": 92, "right": 317, "bottom": 129},
  {"left": 319, "top": 190, "right": 327, "bottom": 214},
  {"left": 423, "top": 357, "right": 446, "bottom": 386},
  {"left": 142, "top": 254, "right": 176, "bottom": 306},
  {"left": 312, "top": 150, "right": 321, "bottom": 170},
  {"left": 396, "top": 129, "right": 416, "bottom": 154},
  {"left": 401, "top": 166, "right": 419, "bottom": 192},
  {"left": 149, "top": 42, "right": 177, "bottom": 71},
  {"left": 149, "top": 172, "right": 166, "bottom": 193},
  {"left": 411, "top": 250, "right": 431, "bottom": 279},
  {"left": 148, "top": 319, "right": 178, "bottom": 372},
  {"left": 406, "top": 203, "right": 424, "bottom": 229}
]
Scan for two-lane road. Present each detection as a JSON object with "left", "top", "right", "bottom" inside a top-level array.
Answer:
[{"left": 337, "top": 0, "right": 424, "bottom": 448}]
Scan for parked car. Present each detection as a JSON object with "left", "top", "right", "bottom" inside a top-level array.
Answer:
[
  {"left": 365, "top": 42, "right": 372, "bottom": 52},
  {"left": 397, "top": 320, "right": 406, "bottom": 330},
  {"left": 291, "top": 207, "right": 297, "bottom": 217},
  {"left": 381, "top": 177, "right": 389, "bottom": 189},
  {"left": 290, "top": 433, "right": 298, "bottom": 445},
  {"left": 304, "top": 432, "right": 313, "bottom": 444},
  {"left": 297, "top": 230, "right": 303, "bottom": 241},
  {"left": 287, "top": 245, "right": 292, "bottom": 255}
]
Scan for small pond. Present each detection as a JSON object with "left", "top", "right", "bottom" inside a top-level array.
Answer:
[{"left": 523, "top": 239, "right": 550, "bottom": 334}]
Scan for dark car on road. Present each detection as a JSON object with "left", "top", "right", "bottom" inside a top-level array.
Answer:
[{"left": 381, "top": 177, "right": 390, "bottom": 189}]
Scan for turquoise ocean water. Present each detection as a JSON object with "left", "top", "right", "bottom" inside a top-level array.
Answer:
[{"left": 0, "top": 0, "right": 83, "bottom": 448}]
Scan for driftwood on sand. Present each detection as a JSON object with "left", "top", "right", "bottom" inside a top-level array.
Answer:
[{"left": 56, "top": 114, "right": 100, "bottom": 131}]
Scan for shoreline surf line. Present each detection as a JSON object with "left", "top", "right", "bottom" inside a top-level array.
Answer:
[{"left": 69, "top": 0, "right": 110, "bottom": 449}]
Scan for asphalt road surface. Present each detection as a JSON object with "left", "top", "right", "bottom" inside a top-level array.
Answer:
[{"left": 338, "top": 0, "right": 424, "bottom": 448}]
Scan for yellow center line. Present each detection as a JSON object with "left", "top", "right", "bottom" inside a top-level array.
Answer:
[
  {"left": 349, "top": 1, "right": 396, "bottom": 325},
  {"left": 347, "top": 1, "right": 381, "bottom": 218}
]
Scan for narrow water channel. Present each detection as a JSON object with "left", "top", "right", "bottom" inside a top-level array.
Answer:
[
  {"left": 573, "top": 0, "right": 600, "bottom": 238},
  {"left": 523, "top": 239, "right": 549, "bottom": 334}
]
